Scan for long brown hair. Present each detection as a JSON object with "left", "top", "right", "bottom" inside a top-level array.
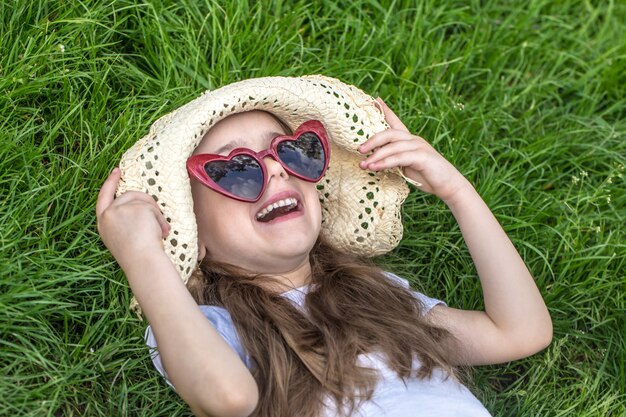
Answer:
[{"left": 187, "top": 239, "right": 459, "bottom": 417}]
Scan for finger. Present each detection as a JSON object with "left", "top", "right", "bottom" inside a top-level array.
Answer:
[
  {"left": 145, "top": 204, "right": 171, "bottom": 239},
  {"left": 157, "top": 212, "right": 171, "bottom": 238},
  {"left": 96, "top": 167, "right": 121, "bottom": 217},
  {"left": 114, "top": 190, "right": 162, "bottom": 208},
  {"left": 359, "top": 129, "right": 416, "bottom": 153},
  {"left": 376, "top": 97, "right": 410, "bottom": 132},
  {"left": 360, "top": 140, "right": 420, "bottom": 169},
  {"left": 364, "top": 151, "right": 426, "bottom": 172},
  {"left": 135, "top": 195, "right": 170, "bottom": 237}
]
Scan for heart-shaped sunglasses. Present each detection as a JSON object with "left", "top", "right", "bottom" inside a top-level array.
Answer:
[{"left": 187, "top": 120, "right": 330, "bottom": 202}]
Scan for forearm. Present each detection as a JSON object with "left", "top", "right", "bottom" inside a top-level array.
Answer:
[
  {"left": 122, "top": 251, "right": 258, "bottom": 417},
  {"left": 444, "top": 179, "right": 552, "bottom": 343}
]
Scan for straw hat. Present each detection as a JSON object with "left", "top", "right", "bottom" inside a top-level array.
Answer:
[{"left": 117, "top": 75, "right": 414, "bottom": 308}]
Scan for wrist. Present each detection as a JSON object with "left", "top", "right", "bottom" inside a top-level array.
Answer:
[
  {"left": 116, "top": 244, "right": 170, "bottom": 276},
  {"left": 441, "top": 178, "right": 478, "bottom": 209}
]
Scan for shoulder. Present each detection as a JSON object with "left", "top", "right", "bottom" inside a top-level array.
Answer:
[
  {"left": 197, "top": 305, "right": 236, "bottom": 333},
  {"left": 383, "top": 271, "right": 447, "bottom": 314},
  {"left": 145, "top": 305, "right": 237, "bottom": 350},
  {"left": 383, "top": 271, "right": 411, "bottom": 288},
  {"left": 145, "top": 304, "right": 254, "bottom": 382}
]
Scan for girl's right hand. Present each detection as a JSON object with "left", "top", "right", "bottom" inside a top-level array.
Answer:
[{"left": 96, "top": 167, "right": 171, "bottom": 271}]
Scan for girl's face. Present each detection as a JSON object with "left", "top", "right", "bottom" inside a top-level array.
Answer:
[{"left": 191, "top": 111, "right": 322, "bottom": 276}]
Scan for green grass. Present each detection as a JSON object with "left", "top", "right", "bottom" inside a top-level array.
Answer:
[{"left": 1, "top": 0, "right": 624, "bottom": 415}]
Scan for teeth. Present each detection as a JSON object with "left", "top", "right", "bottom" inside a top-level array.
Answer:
[{"left": 256, "top": 198, "right": 298, "bottom": 220}]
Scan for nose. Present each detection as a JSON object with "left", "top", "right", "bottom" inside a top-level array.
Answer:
[{"left": 263, "top": 155, "right": 289, "bottom": 180}]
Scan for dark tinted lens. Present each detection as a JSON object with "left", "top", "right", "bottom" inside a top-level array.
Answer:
[
  {"left": 204, "top": 155, "right": 263, "bottom": 200},
  {"left": 276, "top": 132, "right": 325, "bottom": 180}
]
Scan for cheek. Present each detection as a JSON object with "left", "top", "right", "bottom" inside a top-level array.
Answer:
[
  {"left": 306, "top": 188, "right": 323, "bottom": 226},
  {"left": 193, "top": 188, "right": 248, "bottom": 245},
  {"left": 197, "top": 208, "right": 250, "bottom": 258}
]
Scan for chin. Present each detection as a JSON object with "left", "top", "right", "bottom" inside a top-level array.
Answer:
[
  {"left": 265, "top": 229, "right": 318, "bottom": 259},
  {"left": 276, "top": 235, "right": 317, "bottom": 256}
]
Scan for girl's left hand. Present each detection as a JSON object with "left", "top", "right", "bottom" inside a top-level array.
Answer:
[{"left": 359, "top": 98, "right": 470, "bottom": 203}]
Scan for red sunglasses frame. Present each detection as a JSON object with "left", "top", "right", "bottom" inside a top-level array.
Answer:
[{"left": 186, "top": 120, "right": 331, "bottom": 202}]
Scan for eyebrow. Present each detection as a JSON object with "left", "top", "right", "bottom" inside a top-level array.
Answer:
[{"left": 213, "top": 130, "right": 284, "bottom": 155}]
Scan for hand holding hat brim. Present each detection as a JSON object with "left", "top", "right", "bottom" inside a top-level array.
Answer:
[{"left": 360, "top": 98, "right": 472, "bottom": 203}]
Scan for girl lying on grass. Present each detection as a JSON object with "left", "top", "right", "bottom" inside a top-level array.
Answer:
[{"left": 96, "top": 75, "right": 552, "bottom": 417}]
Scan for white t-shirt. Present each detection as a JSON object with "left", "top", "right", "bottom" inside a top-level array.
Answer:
[{"left": 145, "top": 272, "right": 492, "bottom": 416}]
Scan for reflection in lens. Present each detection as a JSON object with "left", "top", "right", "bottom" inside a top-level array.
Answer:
[
  {"left": 277, "top": 132, "right": 325, "bottom": 179},
  {"left": 204, "top": 155, "right": 263, "bottom": 199}
]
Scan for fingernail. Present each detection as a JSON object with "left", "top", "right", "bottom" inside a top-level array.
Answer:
[
  {"left": 111, "top": 167, "right": 119, "bottom": 175},
  {"left": 373, "top": 98, "right": 383, "bottom": 112}
]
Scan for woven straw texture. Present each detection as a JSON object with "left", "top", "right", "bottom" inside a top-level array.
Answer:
[{"left": 117, "top": 75, "right": 410, "bottom": 310}]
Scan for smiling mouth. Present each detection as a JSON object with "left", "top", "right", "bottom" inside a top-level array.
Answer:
[{"left": 256, "top": 198, "right": 300, "bottom": 222}]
